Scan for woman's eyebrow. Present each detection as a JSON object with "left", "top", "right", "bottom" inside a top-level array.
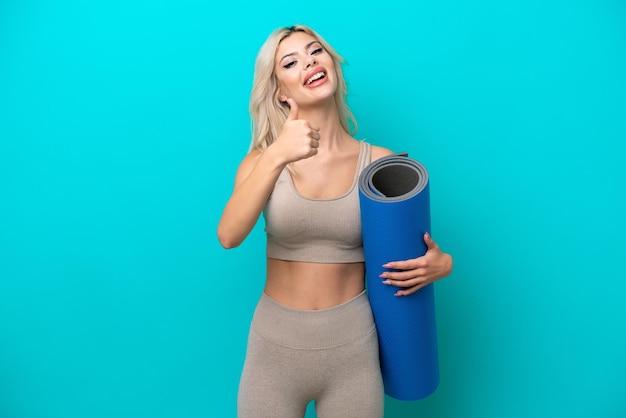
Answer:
[{"left": 279, "top": 41, "right": 321, "bottom": 62}]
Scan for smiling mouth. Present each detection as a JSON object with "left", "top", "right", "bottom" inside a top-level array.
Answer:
[{"left": 305, "top": 71, "right": 326, "bottom": 85}]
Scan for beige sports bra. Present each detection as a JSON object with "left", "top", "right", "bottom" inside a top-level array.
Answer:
[{"left": 263, "top": 141, "right": 372, "bottom": 263}]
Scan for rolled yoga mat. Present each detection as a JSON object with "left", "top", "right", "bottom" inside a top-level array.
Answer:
[{"left": 358, "top": 152, "right": 439, "bottom": 401}]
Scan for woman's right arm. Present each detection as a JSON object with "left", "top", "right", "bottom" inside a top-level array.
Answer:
[
  {"left": 216, "top": 148, "right": 286, "bottom": 249},
  {"left": 217, "top": 99, "right": 319, "bottom": 249}
]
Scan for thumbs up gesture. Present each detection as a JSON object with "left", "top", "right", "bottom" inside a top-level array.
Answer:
[{"left": 272, "top": 98, "right": 321, "bottom": 164}]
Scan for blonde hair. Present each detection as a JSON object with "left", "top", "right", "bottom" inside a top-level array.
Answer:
[{"left": 248, "top": 25, "right": 357, "bottom": 152}]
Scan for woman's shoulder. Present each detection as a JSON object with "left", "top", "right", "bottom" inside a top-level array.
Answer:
[
  {"left": 366, "top": 143, "right": 395, "bottom": 162},
  {"left": 236, "top": 149, "right": 261, "bottom": 169},
  {"left": 242, "top": 148, "right": 262, "bottom": 162},
  {"left": 233, "top": 149, "right": 263, "bottom": 184}
]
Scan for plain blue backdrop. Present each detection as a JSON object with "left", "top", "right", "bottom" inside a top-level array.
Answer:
[{"left": 1, "top": 0, "right": 625, "bottom": 417}]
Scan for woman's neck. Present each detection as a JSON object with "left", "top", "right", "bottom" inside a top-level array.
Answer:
[{"left": 297, "top": 101, "right": 352, "bottom": 150}]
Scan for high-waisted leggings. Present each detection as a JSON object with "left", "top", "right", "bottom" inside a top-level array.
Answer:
[{"left": 237, "top": 290, "right": 384, "bottom": 418}]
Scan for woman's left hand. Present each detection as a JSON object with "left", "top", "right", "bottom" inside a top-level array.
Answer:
[{"left": 379, "top": 233, "right": 453, "bottom": 296}]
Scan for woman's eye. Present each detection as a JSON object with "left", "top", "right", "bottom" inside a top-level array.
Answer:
[
  {"left": 283, "top": 61, "right": 296, "bottom": 69},
  {"left": 311, "top": 47, "right": 323, "bottom": 55}
]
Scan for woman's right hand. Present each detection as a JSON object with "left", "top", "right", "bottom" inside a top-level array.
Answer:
[{"left": 271, "top": 98, "right": 320, "bottom": 163}]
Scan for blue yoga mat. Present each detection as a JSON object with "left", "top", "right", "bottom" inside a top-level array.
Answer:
[{"left": 358, "top": 153, "right": 439, "bottom": 401}]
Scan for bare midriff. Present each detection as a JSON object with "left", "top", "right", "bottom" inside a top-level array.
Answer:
[{"left": 264, "top": 258, "right": 366, "bottom": 310}]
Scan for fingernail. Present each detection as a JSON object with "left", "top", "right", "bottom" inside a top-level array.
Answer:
[{"left": 382, "top": 280, "right": 391, "bottom": 285}]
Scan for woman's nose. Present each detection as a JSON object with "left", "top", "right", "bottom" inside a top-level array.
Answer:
[{"left": 305, "top": 57, "right": 317, "bottom": 68}]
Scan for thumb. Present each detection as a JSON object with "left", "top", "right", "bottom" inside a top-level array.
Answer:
[
  {"left": 424, "top": 232, "right": 438, "bottom": 250},
  {"left": 285, "top": 98, "right": 299, "bottom": 121}
]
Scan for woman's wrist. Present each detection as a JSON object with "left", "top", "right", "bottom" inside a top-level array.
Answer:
[{"left": 263, "top": 142, "right": 290, "bottom": 169}]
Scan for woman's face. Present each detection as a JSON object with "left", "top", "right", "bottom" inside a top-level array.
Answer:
[{"left": 274, "top": 31, "right": 337, "bottom": 108}]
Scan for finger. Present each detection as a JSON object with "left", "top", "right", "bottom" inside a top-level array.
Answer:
[
  {"left": 309, "top": 122, "right": 320, "bottom": 131},
  {"left": 382, "top": 276, "right": 423, "bottom": 288},
  {"left": 310, "top": 130, "right": 321, "bottom": 140},
  {"left": 424, "top": 232, "right": 439, "bottom": 251},
  {"left": 395, "top": 283, "right": 427, "bottom": 296},
  {"left": 285, "top": 98, "right": 299, "bottom": 121},
  {"left": 380, "top": 268, "right": 425, "bottom": 281},
  {"left": 382, "top": 258, "right": 426, "bottom": 270}
]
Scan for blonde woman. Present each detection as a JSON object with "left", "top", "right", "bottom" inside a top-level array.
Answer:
[{"left": 217, "top": 25, "right": 453, "bottom": 418}]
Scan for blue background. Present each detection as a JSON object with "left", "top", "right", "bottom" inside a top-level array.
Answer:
[{"left": 1, "top": 0, "right": 625, "bottom": 417}]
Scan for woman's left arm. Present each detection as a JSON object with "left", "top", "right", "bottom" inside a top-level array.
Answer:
[{"left": 379, "top": 233, "right": 453, "bottom": 296}]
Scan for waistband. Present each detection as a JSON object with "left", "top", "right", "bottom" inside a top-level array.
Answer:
[{"left": 251, "top": 290, "right": 376, "bottom": 350}]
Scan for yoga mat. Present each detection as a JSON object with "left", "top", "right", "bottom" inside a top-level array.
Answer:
[{"left": 358, "top": 152, "right": 439, "bottom": 401}]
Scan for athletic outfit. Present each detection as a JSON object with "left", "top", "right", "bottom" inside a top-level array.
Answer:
[{"left": 237, "top": 141, "right": 385, "bottom": 418}]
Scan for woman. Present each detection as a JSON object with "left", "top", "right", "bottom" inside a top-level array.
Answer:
[{"left": 217, "top": 24, "right": 453, "bottom": 418}]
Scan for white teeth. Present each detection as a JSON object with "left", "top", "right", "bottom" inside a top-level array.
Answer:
[{"left": 306, "top": 72, "right": 325, "bottom": 85}]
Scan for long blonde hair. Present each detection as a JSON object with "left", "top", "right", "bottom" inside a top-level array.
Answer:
[{"left": 248, "top": 25, "right": 357, "bottom": 152}]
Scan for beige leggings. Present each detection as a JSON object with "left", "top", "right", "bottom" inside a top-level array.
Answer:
[{"left": 237, "top": 291, "right": 384, "bottom": 418}]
